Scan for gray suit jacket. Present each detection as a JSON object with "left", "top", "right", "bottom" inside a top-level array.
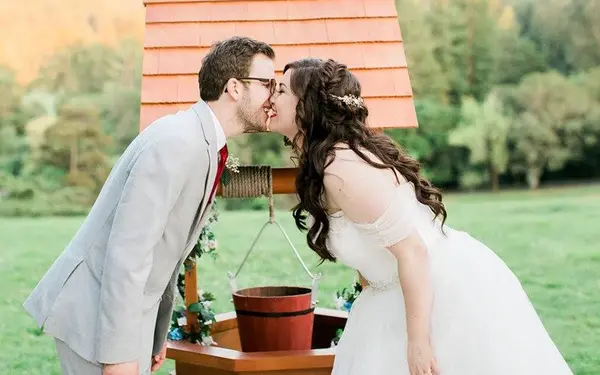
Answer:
[{"left": 23, "top": 100, "right": 220, "bottom": 365}]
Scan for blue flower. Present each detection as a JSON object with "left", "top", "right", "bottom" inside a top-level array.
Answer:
[
  {"left": 168, "top": 327, "right": 185, "bottom": 341},
  {"left": 343, "top": 301, "right": 353, "bottom": 312}
]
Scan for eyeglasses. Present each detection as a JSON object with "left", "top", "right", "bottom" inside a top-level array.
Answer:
[{"left": 228, "top": 77, "right": 277, "bottom": 95}]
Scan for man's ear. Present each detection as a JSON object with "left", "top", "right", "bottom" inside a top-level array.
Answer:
[{"left": 224, "top": 78, "right": 242, "bottom": 101}]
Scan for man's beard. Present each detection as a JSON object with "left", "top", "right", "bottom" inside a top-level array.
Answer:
[{"left": 237, "top": 94, "right": 265, "bottom": 133}]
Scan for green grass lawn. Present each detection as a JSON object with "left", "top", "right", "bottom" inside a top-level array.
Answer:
[{"left": 1, "top": 185, "right": 598, "bottom": 374}]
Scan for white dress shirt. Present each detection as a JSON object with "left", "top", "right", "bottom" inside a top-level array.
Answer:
[{"left": 207, "top": 105, "right": 226, "bottom": 150}]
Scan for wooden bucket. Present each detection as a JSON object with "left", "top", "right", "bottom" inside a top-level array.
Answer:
[{"left": 232, "top": 286, "right": 315, "bottom": 352}]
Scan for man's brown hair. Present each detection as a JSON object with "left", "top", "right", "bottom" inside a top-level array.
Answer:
[{"left": 198, "top": 36, "right": 275, "bottom": 101}]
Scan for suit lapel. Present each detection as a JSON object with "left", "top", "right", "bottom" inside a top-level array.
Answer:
[{"left": 186, "top": 100, "right": 218, "bottom": 247}]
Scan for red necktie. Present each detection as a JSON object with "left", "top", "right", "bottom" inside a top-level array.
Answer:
[{"left": 209, "top": 145, "right": 228, "bottom": 201}]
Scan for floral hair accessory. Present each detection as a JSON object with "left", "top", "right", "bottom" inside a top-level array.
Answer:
[{"left": 329, "top": 94, "right": 364, "bottom": 109}]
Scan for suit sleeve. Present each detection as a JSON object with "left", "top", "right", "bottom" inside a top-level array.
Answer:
[
  {"left": 152, "top": 264, "right": 179, "bottom": 355},
  {"left": 152, "top": 148, "right": 209, "bottom": 355},
  {"left": 96, "top": 137, "right": 194, "bottom": 364}
]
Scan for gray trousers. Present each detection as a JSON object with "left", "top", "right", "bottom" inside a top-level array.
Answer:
[
  {"left": 54, "top": 339, "right": 151, "bottom": 375},
  {"left": 55, "top": 338, "right": 102, "bottom": 375}
]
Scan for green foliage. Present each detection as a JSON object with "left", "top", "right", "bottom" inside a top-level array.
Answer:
[
  {"left": 39, "top": 99, "right": 112, "bottom": 195},
  {"left": 450, "top": 92, "right": 511, "bottom": 190},
  {"left": 512, "top": 0, "right": 600, "bottom": 74},
  {"left": 396, "top": 0, "right": 449, "bottom": 101},
  {"left": 95, "top": 38, "right": 143, "bottom": 154},
  {"left": 387, "top": 98, "right": 463, "bottom": 186},
  {"left": 494, "top": 31, "right": 546, "bottom": 85},
  {"left": 0, "top": 39, "right": 142, "bottom": 215},
  {"left": 0, "top": 195, "right": 89, "bottom": 217},
  {"left": 428, "top": 0, "right": 501, "bottom": 103},
  {"left": 567, "top": 0, "right": 600, "bottom": 71},
  {"left": 0, "top": 171, "right": 34, "bottom": 199},
  {"left": 30, "top": 43, "right": 122, "bottom": 96},
  {"left": 171, "top": 204, "right": 220, "bottom": 346},
  {"left": 506, "top": 71, "right": 596, "bottom": 188},
  {"left": 0, "top": 66, "right": 31, "bottom": 177}
]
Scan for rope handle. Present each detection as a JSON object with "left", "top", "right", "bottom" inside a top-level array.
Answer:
[{"left": 221, "top": 165, "right": 272, "bottom": 199}]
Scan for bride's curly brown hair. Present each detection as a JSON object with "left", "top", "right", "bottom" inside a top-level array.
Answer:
[{"left": 285, "top": 58, "right": 447, "bottom": 262}]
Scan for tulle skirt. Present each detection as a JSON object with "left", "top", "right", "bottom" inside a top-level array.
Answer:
[{"left": 331, "top": 229, "right": 573, "bottom": 375}]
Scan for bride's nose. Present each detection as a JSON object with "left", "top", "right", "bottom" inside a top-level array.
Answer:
[{"left": 268, "top": 92, "right": 277, "bottom": 106}]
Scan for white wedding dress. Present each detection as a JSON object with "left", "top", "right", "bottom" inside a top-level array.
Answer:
[{"left": 326, "top": 182, "right": 573, "bottom": 374}]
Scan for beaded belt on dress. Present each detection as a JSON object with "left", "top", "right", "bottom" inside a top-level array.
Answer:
[{"left": 364, "top": 277, "right": 400, "bottom": 293}]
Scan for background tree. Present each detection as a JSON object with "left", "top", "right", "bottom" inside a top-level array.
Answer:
[
  {"left": 39, "top": 98, "right": 112, "bottom": 200},
  {"left": 507, "top": 71, "right": 594, "bottom": 189},
  {"left": 449, "top": 92, "right": 511, "bottom": 191},
  {"left": 0, "top": 66, "right": 31, "bottom": 177}
]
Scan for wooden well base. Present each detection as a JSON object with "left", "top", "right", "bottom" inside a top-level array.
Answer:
[{"left": 167, "top": 307, "right": 347, "bottom": 375}]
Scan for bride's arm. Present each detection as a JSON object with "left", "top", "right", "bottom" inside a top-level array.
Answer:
[
  {"left": 393, "top": 235, "right": 433, "bottom": 343},
  {"left": 324, "top": 151, "right": 433, "bottom": 345}
]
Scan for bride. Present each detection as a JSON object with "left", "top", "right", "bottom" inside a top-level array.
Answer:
[{"left": 266, "top": 57, "right": 573, "bottom": 375}]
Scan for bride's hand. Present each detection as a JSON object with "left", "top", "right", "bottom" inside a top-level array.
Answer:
[{"left": 407, "top": 340, "right": 440, "bottom": 375}]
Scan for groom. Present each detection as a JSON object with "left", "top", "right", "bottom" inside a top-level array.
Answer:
[{"left": 23, "top": 36, "right": 276, "bottom": 375}]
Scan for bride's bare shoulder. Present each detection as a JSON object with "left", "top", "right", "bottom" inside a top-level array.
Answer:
[
  {"left": 325, "top": 144, "right": 379, "bottom": 170},
  {"left": 324, "top": 147, "right": 364, "bottom": 186},
  {"left": 323, "top": 145, "right": 395, "bottom": 196}
]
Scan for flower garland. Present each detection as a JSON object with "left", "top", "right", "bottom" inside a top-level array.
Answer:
[
  {"left": 330, "top": 280, "right": 362, "bottom": 347},
  {"left": 167, "top": 155, "right": 240, "bottom": 346}
]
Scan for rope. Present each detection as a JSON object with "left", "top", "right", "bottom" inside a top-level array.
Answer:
[{"left": 221, "top": 165, "right": 272, "bottom": 199}]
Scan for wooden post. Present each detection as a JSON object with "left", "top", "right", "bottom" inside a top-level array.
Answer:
[{"left": 184, "top": 258, "right": 199, "bottom": 334}]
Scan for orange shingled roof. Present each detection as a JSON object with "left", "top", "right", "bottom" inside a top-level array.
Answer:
[{"left": 139, "top": 0, "right": 417, "bottom": 130}]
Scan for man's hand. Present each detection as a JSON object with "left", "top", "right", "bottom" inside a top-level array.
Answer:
[
  {"left": 102, "top": 361, "right": 139, "bottom": 375},
  {"left": 151, "top": 342, "right": 168, "bottom": 372}
]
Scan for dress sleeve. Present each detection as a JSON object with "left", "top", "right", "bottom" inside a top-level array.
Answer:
[{"left": 324, "top": 150, "right": 415, "bottom": 248}]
